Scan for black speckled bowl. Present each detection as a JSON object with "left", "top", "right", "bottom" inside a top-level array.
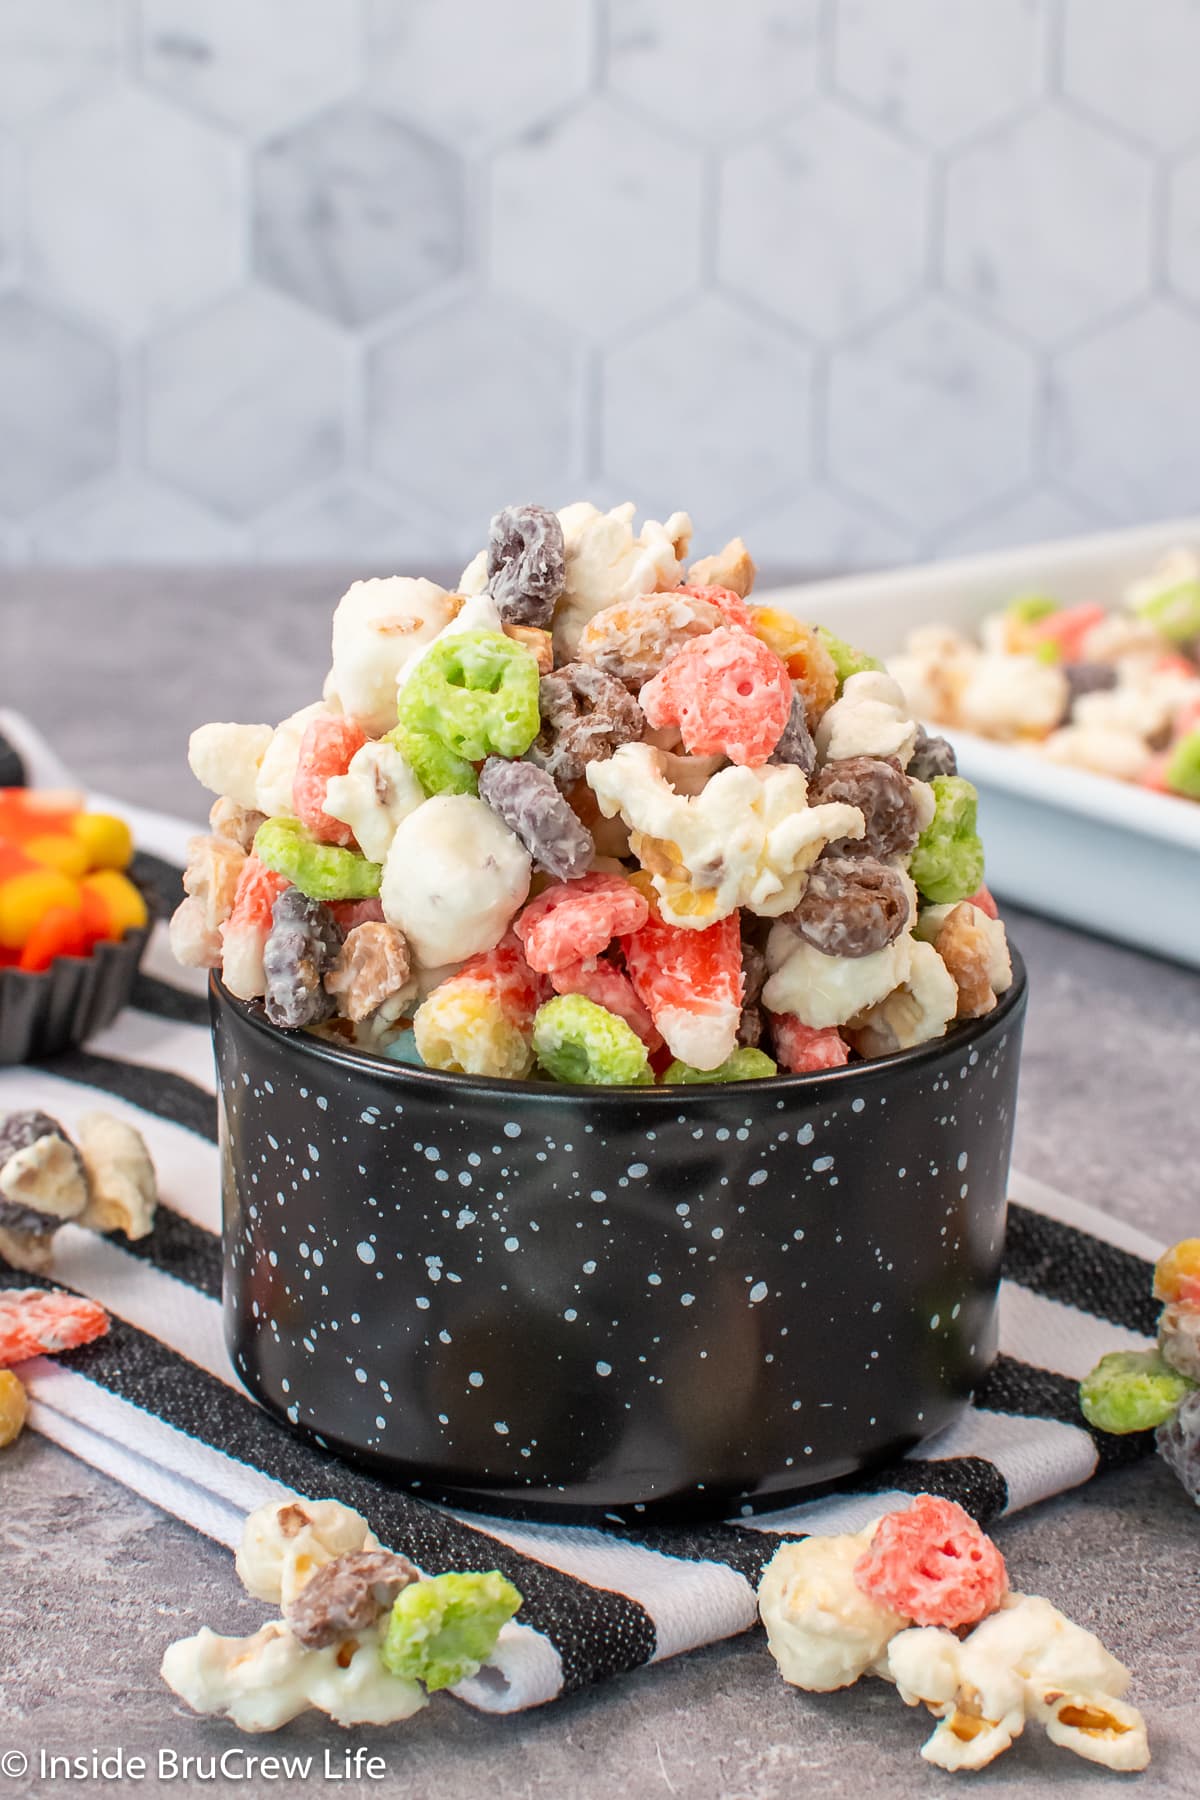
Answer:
[{"left": 214, "top": 955, "right": 1026, "bottom": 1524}]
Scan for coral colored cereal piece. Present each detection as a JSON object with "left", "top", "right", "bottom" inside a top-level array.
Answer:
[
  {"left": 965, "top": 884, "right": 999, "bottom": 920},
  {"left": 550, "top": 957, "right": 663, "bottom": 1051},
  {"left": 854, "top": 1494, "right": 1008, "bottom": 1630},
  {"left": 514, "top": 873, "right": 649, "bottom": 974},
  {"left": 414, "top": 936, "right": 546, "bottom": 1079},
  {"left": 622, "top": 909, "right": 743, "bottom": 1070},
  {"left": 771, "top": 1014, "right": 851, "bottom": 1074},
  {"left": 639, "top": 626, "right": 793, "bottom": 766},
  {"left": 1028, "top": 602, "right": 1107, "bottom": 661},
  {"left": 675, "top": 581, "right": 753, "bottom": 631},
  {"left": 293, "top": 716, "right": 368, "bottom": 847},
  {"left": 1154, "top": 1238, "right": 1200, "bottom": 1307},
  {"left": 0, "top": 1288, "right": 110, "bottom": 1365}
]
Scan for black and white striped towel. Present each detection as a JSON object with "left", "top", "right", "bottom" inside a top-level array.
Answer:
[{"left": 1, "top": 711, "right": 1161, "bottom": 1714}]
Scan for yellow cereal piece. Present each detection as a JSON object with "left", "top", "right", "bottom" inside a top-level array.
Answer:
[
  {"left": 72, "top": 812, "right": 134, "bottom": 871},
  {"left": 749, "top": 607, "right": 838, "bottom": 727},
  {"left": 1153, "top": 1238, "right": 1200, "bottom": 1305},
  {"left": 414, "top": 981, "right": 534, "bottom": 1080},
  {"left": 0, "top": 1370, "right": 28, "bottom": 1447},
  {"left": 23, "top": 832, "right": 89, "bottom": 878},
  {"left": 81, "top": 869, "right": 149, "bottom": 936},
  {"left": 0, "top": 870, "right": 80, "bottom": 949}
]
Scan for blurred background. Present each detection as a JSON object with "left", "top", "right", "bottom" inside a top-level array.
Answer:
[{"left": 0, "top": 0, "right": 1198, "bottom": 575}]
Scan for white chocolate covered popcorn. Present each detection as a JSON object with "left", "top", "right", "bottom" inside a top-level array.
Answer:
[
  {"left": 758, "top": 1530, "right": 907, "bottom": 1692},
  {"left": 762, "top": 923, "right": 915, "bottom": 1029},
  {"left": 586, "top": 744, "right": 864, "bottom": 927},
  {"left": 686, "top": 535, "right": 756, "bottom": 597},
  {"left": 188, "top": 723, "right": 273, "bottom": 813},
  {"left": 323, "top": 740, "right": 425, "bottom": 864},
  {"left": 254, "top": 702, "right": 327, "bottom": 818},
  {"left": 888, "top": 626, "right": 977, "bottom": 725},
  {"left": 236, "top": 1498, "right": 380, "bottom": 1608},
  {"left": 381, "top": 795, "right": 531, "bottom": 968},
  {"left": 885, "top": 1594, "right": 1148, "bottom": 1774},
  {"left": 75, "top": 1112, "right": 157, "bottom": 1240},
  {"left": 1039, "top": 724, "right": 1154, "bottom": 783},
  {"left": 844, "top": 937, "right": 959, "bottom": 1057},
  {"left": 815, "top": 670, "right": 919, "bottom": 767},
  {"left": 956, "top": 654, "right": 1068, "bottom": 740},
  {"left": 161, "top": 1619, "right": 425, "bottom": 1734},
  {"left": 327, "top": 576, "right": 460, "bottom": 735},
  {"left": 552, "top": 501, "right": 693, "bottom": 659}
]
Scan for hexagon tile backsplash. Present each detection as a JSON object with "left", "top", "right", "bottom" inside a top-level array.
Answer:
[{"left": 1, "top": 0, "right": 1198, "bottom": 570}]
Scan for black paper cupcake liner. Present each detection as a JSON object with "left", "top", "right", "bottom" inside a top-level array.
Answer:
[{"left": 0, "top": 924, "right": 151, "bottom": 1064}]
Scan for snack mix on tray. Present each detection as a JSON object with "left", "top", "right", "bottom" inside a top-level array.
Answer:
[
  {"left": 162, "top": 1498, "right": 522, "bottom": 1732},
  {"left": 1080, "top": 1236, "right": 1200, "bottom": 1505},
  {"left": 174, "top": 501, "right": 1013, "bottom": 1084},
  {"left": 0, "top": 788, "right": 147, "bottom": 969},
  {"left": 888, "top": 548, "right": 1200, "bottom": 798},
  {"left": 758, "top": 1495, "right": 1149, "bottom": 1773},
  {"left": 0, "top": 1106, "right": 158, "bottom": 1272}
]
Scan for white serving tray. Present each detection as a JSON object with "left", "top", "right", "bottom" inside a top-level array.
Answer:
[{"left": 764, "top": 516, "right": 1200, "bottom": 969}]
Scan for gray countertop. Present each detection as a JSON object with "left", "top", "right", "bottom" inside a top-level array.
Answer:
[{"left": 3, "top": 571, "right": 1199, "bottom": 1799}]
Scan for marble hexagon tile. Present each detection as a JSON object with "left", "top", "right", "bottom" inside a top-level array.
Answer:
[
  {"left": 605, "top": 0, "right": 821, "bottom": 142},
  {"left": 253, "top": 481, "right": 447, "bottom": 569},
  {"left": 1048, "top": 300, "right": 1200, "bottom": 521},
  {"left": 827, "top": 297, "right": 1037, "bottom": 536},
  {"left": 25, "top": 88, "right": 242, "bottom": 341},
  {"left": 0, "top": 295, "right": 119, "bottom": 519},
  {"left": 367, "top": 0, "right": 592, "bottom": 150},
  {"left": 1062, "top": 0, "right": 1200, "bottom": 153},
  {"left": 601, "top": 294, "right": 813, "bottom": 536},
  {"left": 366, "top": 297, "right": 578, "bottom": 545},
  {"left": 29, "top": 476, "right": 246, "bottom": 566},
  {"left": 144, "top": 288, "right": 349, "bottom": 519},
  {"left": 0, "top": 0, "right": 124, "bottom": 126},
  {"left": 489, "top": 99, "right": 704, "bottom": 340},
  {"left": 833, "top": 0, "right": 1047, "bottom": 149},
  {"left": 719, "top": 103, "right": 928, "bottom": 341},
  {"left": 139, "top": 0, "right": 362, "bottom": 140},
  {"left": 253, "top": 106, "right": 465, "bottom": 328},
  {"left": 943, "top": 108, "right": 1154, "bottom": 349}
]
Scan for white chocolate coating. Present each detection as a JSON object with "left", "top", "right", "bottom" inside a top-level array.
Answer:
[
  {"left": 551, "top": 501, "right": 692, "bottom": 659},
  {"left": 328, "top": 576, "right": 459, "bottom": 735},
  {"left": 76, "top": 1112, "right": 157, "bottom": 1240},
  {"left": 381, "top": 796, "right": 531, "bottom": 968},
  {"left": 254, "top": 702, "right": 328, "bottom": 819},
  {"left": 236, "top": 1498, "right": 380, "bottom": 1608},
  {"left": 323, "top": 740, "right": 425, "bottom": 864},
  {"left": 763, "top": 924, "right": 915, "bottom": 1028},
  {"left": 758, "top": 1530, "right": 907, "bottom": 1692},
  {"left": 845, "top": 935, "right": 958, "bottom": 1057},
  {"left": 586, "top": 743, "right": 863, "bottom": 927},
  {"left": 161, "top": 1620, "right": 425, "bottom": 1734},
  {"left": 816, "top": 670, "right": 919, "bottom": 767},
  {"left": 187, "top": 722, "right": 273, "bottom": 812}
]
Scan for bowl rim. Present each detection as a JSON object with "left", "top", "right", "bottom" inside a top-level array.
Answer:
[{"left": 210, "top": 943, "right": 1027, "bottom": 1104}]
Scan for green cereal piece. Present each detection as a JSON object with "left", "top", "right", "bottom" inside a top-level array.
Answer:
[
  {"left": 396, "top": 629, "right": 541, "bottom": 763},
  {"left": 1079, "top": 1349, "right": 1194, "bottom": 1434},
  {"left": 662, "top": 1048, "right": 777, "bottom": 1084},
  {"left": 816, "top": 626, "right": 883, "bottom": 689},
  {"left": 1005, "top": 592, "right": 1058, "bottom": 625},
  {"left": 908, "top": 775, "right": 985, "bottom": 905},
  {"left": 253, "top": 816, "right": 381, "bottom": 901},
  {"left": 1164, "top": 729, "right": 1200, "bottom": 801},
  {"left": 385, "top": 723, "right": 477, "bottom": 797},
  {"left": 381, "top": 1570, "right": 522, "bottom": 1693},
  {"left": 1131, "top": 578, "right": 1200, "bottom": 645},
  {"left": 1033, "top": 638, "right": 1063, "bottom": 664},
  {"left": 532, "top": 993, "right": 652, "bottom": 1086}
]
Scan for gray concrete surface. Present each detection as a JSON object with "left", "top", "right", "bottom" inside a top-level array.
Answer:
[{"left": 3, "top": 571, "right": 1199, "bottom": 1798}]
